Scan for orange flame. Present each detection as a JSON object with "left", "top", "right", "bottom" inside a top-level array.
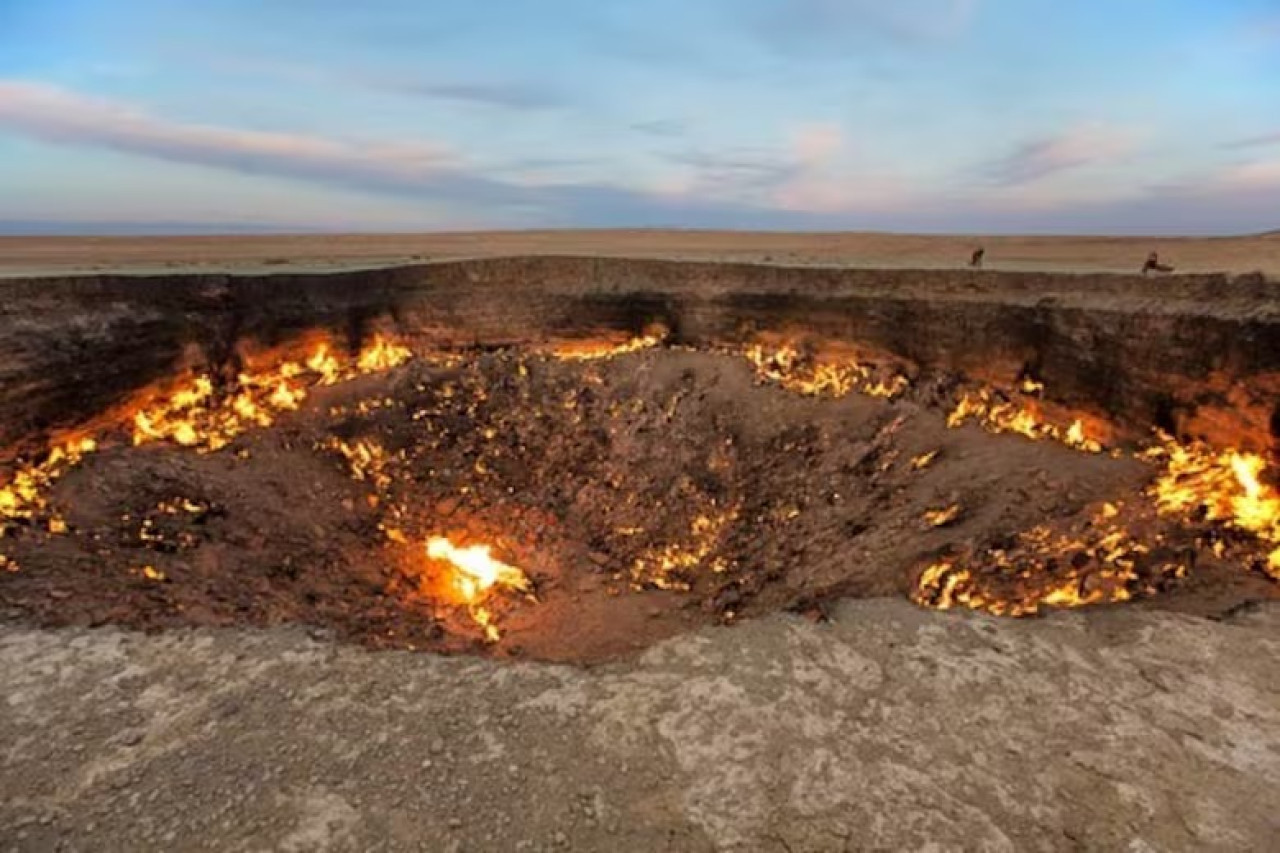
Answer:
[
  {"left": 911, "top": 503, "right": 1184, "bottom": 617},
  {"left": 742, "top": 344, "right": 909, "bottom": 400},
  {"left": 0, "top": 436, "right": 97, "bottom": 524},
  {"left": 947, "top": 389, "right": 1102, "bottom": 453},
  {"left": 549, "top": 334, "right": 664, "bottom": 361},
  {"left": 1146, "top": 440, "right": 1280, "bottom": 579},
  {"left": 131, "top": 335, "right": 413, "bottom": 453},
  {"left": 425, "top": 536, "right": 530, "bottom": 641}
]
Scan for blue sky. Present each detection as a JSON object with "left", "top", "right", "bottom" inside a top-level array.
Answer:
[{"left": 0, "top": 0, "right": 1277, "bottom": 234}]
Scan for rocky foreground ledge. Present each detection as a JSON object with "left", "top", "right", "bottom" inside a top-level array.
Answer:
[{"left": 2, "top": 600, "right": 1277, "bottom": 852}]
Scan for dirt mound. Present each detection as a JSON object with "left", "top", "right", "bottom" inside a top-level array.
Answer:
[{"left": 2, "top": 347, "right": 1275, "bottom": 663}]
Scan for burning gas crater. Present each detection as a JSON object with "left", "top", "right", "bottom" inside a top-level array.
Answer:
[{"left": 1, "top": 330, "right": 1277, "bottom": 657}]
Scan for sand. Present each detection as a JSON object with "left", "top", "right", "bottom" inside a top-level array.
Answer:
[{"left": 2, "top": 229, "right": 1278, "bottom": 277}]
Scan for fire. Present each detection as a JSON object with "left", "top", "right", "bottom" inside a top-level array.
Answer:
[
  {"left": 425, "top": 536, "right": 530, "bottom": 641},
  {"left": 911, "top": 450, "right": 940, "bottom": 470},
  {"left": 550, "top": 334, "right": 664, "bottom": 361},
  {"left": 913, "top": 431, "right": 1280, "bottom": 618},
  {"left": 306, "top": 345, "right": 344, "bottom": 385},
  {"left": 912, "top": 503, "right": 1186, "bottom": 617},
  {"left": 0, "top": 436, "right": 97, "bottom": 525},
  {"left": 2, "top": 335, "right": 411, "bottom": 550},
  {"left": 923, "top": 504, "right": 962, "bottom": 528},
  {"left": 1145, "top": 440, "right": 1280, "bottom": 579},
  {"left": 326, "top": 438, "right": 394, "bottom": 491},
  {"left": 742, "top": 344, "right": 908, "bottom": 400},
  {"left": 947, "top": 388, "right": 1102, "bottom": 453},
  {"left": 357, "top": 337, "right": 413, "bottom": 373},
  {"left": 630, "top": 506, "right": 738, "bottom": 590},
  {"left": 131, "top": 335, "right": 413, "bottom": 452}
]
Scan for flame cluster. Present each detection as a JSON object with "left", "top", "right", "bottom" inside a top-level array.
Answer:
[
  {"left": 947, "top": 388, "right": 1102, "bottom": 453},
  {"left": 326, "top": 438, "right": 394, "bottom": 492},
  {"left": 913, "top": 503, "right": 1186, "bottom": 617},
  {"left": 744, "top": 345, "right": 908, "bottom": 399},
  {"left": 549, "top": 334, "right": 664, "bottom": 362},
  {"left": 132, "top": 336, "right": 411, "bottom": 452},
  {"left": 1145, "top": 440, "right": 1280, "bottom": 578},
  {"left": 424, "top": 536, "right": 531, "bottom": 641},
  {"left": 913, "top": 434, "right": 1280, "bottom": 617},
  {"left": 0, "top": 335, "right": 414, "bottom": 562},
  {"left": 0, "top": 436, "right": 97, "bottom": 531}
]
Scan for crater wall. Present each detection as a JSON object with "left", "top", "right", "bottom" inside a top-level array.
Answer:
[{"left": 1, "top": 257, "right": 1276, "bottom": 457}]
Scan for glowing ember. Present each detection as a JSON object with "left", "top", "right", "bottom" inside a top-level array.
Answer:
[
  {"left": 923, "top": 504, "right": 962, "bottom": 528},
  {"left": 326, "top": 438, "right": 394, "bottom": 491},
  {"left": 425, "top": 536, "right": 530, "bottom": 641},
  {"left": 911, "top": 450, "right": 940, "bottom": 470},
  {"left": 631, "top": 506, "right": 738, "bottom": 590},
  {"left": 947, "top": 388, "right": 1103, "bottom": 453}
]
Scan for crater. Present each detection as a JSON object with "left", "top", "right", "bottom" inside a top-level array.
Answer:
[{"left": 0, "top": 258, "right": 1276, "bottom": 663}]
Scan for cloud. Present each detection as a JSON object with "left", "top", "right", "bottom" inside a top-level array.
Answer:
[
  {"left": 665, "top": 149, "right": 797, "bottom": 185},
  {"left": 1, "top": 80, "right": 1275, "bottom": 236},
  {"left": 1205, "top": 159, "right": 1280, "bottom": 190},
  {"left": 373, "top": 79, "right": 567, "bottom": 110},
  {"left": 0, "top": 80, "right": 772, "bottom": 226},
  {"left": 193, "top": 54, "right": 567, "bottom": 112},
  {"left": 1225, "top": 130, "right": 1280, "bottom": 150},
  {"left": 0, "top": 80, "right": 456, "bottom": 179},
  {"left": 983, "top": 124, "right": 1142, "bottom": 186},
  {"left": 772, "top": 125, "right": 915, "bottom": 213}
]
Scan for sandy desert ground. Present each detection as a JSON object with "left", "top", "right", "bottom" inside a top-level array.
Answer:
[{"left": 1, "top": 229, "right": 1278, "bottom": 277}]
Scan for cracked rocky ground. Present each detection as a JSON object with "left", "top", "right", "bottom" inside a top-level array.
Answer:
[{"left": 2, "top": 599, "right": 1277, "bottom": 852}]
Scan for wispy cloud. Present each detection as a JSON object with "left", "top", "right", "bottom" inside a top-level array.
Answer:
[
  {"left": 1225, "top": 130, "right": 1280, "bottom": 150},
  {"left": 370, "top": 78, "right": 568, "bottom": 110},
  {"left": 983, "top": 124, "right": 1142, "bottom": 185},
  {"left": 195, "top": 54, "right": 567, "bottom": 112},
  {"left": 0, "top": 80, "right": 456, "bottom": 180},
  {"left": 665, "top": 148, "right": 798, "bottom": 189},
  {"left": 1, "top": 81, "right": 1274, "bottom": 236},
  {"left": 0, "top": 80, "right": 762, "bottom": 225}
]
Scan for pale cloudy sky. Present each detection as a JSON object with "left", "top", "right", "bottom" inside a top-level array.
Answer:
[{"left": 0, "top": 0, "right": 1277, "bottom": 234}]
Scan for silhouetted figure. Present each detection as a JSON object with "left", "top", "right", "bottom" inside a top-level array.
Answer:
[
  {"left": 1142, "top": 251, "right": 1175, "bottom": 275},
  {"left": 970, "top": 247, "right": 985, "bottom": 269}
]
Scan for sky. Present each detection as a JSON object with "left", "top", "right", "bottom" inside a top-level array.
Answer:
[{"left": 0, "top": 0, "right": 1277, "bottom": 235}]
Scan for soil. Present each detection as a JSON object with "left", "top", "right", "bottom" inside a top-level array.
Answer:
[{"left": 2, "top": 348, "right": 1274, "bottom": 664}]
